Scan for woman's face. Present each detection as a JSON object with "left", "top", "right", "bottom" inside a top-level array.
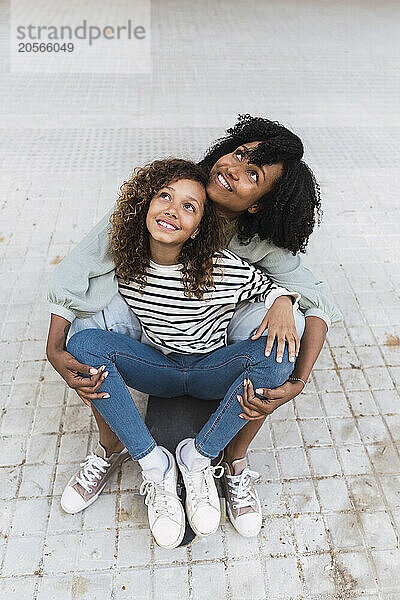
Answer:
[
  {"left": 146, "top": 178, "right": 206, "bottom": 247},
  {"left": 207, "top": 141, "right": 283, "bottom": 219}
]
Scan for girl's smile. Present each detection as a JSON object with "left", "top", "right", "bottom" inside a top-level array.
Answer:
[
  {"left": 146, "top": 178, "right": 206, "bottom": 265},
  {"left": 156, "top": 218, "right": 180, "bottom": 231}
]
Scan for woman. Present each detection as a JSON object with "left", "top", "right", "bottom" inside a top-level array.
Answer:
[
  {"left": 66, "top": 158, "right": 300, "bottom": 548},
  {"left": 46, "top": 115, "right": 341, "bottom": 537}
]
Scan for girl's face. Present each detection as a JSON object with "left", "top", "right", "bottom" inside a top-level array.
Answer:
[
  {"left": 206, "top": 141, "right": 283, "bottom": 218},
  {"left": 146, "top": 178, "right": 206, "bottom": 249}
]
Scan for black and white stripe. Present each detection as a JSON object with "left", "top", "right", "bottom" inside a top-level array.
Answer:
[{"left": 118, "top": 249, "right": 295, "bottom": 354}]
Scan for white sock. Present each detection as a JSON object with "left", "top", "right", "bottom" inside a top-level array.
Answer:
[
  {"left": 180, "top": 438, "right": 210, "bottom": 472},
  {"left": 138, "top": 446, "right": 170, "bottom": 480}
]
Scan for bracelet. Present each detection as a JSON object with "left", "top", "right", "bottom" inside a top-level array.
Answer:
[{"left": 288, "top": 376, "right": 307, "bottom": 388}]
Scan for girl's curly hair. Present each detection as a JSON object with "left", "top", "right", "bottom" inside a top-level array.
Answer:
[
  {"left": 199, "top": 114, "right": 322, "bottom": 254},
  {"left": 110, "top": 158, "right": 226, "bottom": 299}
]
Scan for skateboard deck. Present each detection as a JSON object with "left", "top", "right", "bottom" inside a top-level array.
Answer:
[{"left": 145, "top": 394, "right": 222, "bottom": 548}]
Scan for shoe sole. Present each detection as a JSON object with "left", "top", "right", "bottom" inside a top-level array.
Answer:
[{"left": 61, "top": 454, "right": 130, "bottom": 514}]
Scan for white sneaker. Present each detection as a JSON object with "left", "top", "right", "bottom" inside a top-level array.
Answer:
[
  {"left": 176, "top": 438, "right": 223, "bottom": 537},
  {"left": 61, "top": 443, "right": 130, "bottom": 514},
  {"left": 221, "top": 457, "right": 262, "bottom": 537},
  {"left": 139, "top": 447, "right": 185, "bottom": 549}
]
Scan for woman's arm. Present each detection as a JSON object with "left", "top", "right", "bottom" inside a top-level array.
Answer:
[
  {"left": 47, "top": 206, "right": 117, "bottom": 323},
  {"left": 255, "top": 247, "right": 342, "bottom": 327},
  {"left": 46, "top": 313, "right": 109, "bottom": 407},
  {"left": 225, "top": 315, "right": 327, "bottom": 464},
  {"left": 229, "top": 236, "right": 342, "bottom": 328},
  {"left": 239, "top": 316, "right": 327, "bottom": 419}
]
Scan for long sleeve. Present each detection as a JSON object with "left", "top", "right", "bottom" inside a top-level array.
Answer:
[
  {"left": 219, "top": 249, "right": 301, "bottom": 310},
  {"left": 47, "top": 206, "right": 118, "bottom": 323},
  {"left": 234, "top": 262, "right": 300, "bottom": 310},
  {"left": 228, "top": 235, "right": 342, "bottom": 329}
]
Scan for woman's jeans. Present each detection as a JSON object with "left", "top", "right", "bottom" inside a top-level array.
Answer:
[{"left": 67, "top": 329, "right": 296, "bottom": 460}]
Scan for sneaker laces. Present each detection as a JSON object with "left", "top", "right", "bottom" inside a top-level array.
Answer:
[
  {"left": 186, "top": 464, "right": 224, "bottom": 510},
  {"left": 139, "top": 479, "right": 181, "bottom": 523},
  {"left": 226, "top": 467, "right": 260, "bottom": 511},
  {"left": 75, "top": 453, "right": 110, "bottom": 493}
]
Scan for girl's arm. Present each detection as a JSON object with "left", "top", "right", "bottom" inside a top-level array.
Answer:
[
  {"left": 228, "top": 236, "right": 342, "bottom": 362},
  {"left": 228, "top": 249, "right": 301, "bottom": 361},
  {"left": 47, "top": 206, "right": 117, "bottom": 323}
]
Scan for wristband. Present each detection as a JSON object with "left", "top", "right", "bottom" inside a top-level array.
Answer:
[{"left": 288, "top": 376, "right": 307, "bottom": 388}]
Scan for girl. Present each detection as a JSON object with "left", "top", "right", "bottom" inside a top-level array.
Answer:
[
  {"left": 65, "top": 158, "right": 300, "bottom": 548},
  {"left": 47, "top": 115, "right": 341, "bottom": 537}
]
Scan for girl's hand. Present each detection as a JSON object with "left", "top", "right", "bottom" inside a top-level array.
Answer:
[
  {"left": 46, "top": 348, "right": 109, "bottom": 408},
  {"left": 238, "top": 378, "right": 304, "bottom": 421},
  {"left": 251, "top": 295, "right": 300, "bottom": 362}
]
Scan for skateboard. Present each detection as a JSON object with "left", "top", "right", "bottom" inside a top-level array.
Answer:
[{"left": 145, "top": 394, "right": 225, "bottom": 548}]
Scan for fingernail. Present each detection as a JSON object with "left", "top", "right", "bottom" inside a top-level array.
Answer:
[
  {"left": 103, "top": 371, "right": 109, "bottom": 378},
  {"left": 100, "top": 365, "right": 106, "bottom": 372},
  {"left": 103, "top": 393, "right": 110, "bottom": 398},
  {"left": 289, "top": 357, "right": 295, "bottom": 362},
  {"left": 243, "top": 378, "right": 247, "bottom": 385},
  {"left": 256, "top": 388, "right": 263, "bottom": 394},
  {"left": 237, "top": 395, "right": 241, "bottom": 402},
  {"left": 89, "top": 368, "right": 98, "bottom": 375},
  {"left": 277, "top": 357, "right": 282, "bottom": 363},
  {"left": 265, "top": 352, "right": 270, "bottom": 357},
  {"left": 239, "top": 415, "right": 245, "bottom": 419}
]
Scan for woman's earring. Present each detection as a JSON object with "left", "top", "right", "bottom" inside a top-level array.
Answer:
[{"left": 191, "top": 229, "right": 199, "bottom": 239}]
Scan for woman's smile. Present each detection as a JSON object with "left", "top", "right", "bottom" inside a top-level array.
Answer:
[
  {"left": 216, "top": 172, "right": 233, "bottom": 192},
  {"left": 207, "top": 141, "right": 283, "bottom": 219}
]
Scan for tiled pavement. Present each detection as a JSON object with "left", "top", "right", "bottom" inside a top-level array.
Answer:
[{"left": 1, "top": 1, "right": 400, "bottom": 599}]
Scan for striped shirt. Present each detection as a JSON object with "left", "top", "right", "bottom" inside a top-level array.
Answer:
[{"left": 118, "top": 249, "right": 299, "bottom": 354}]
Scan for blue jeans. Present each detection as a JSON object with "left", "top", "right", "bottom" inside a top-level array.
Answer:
[{"left": 67, "top": 330, "right": 295, "bottom": 460}]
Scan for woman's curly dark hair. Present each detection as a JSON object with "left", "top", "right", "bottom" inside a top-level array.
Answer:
[
  {"left": 199, "top": 114, "right": 322, "bottom": 254},
  {"left": 109, "top": 158, "right": 226, "bottom": 299}
]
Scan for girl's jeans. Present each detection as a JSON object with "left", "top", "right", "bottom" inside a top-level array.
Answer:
[
  {"left": 67, "top": 329, "right": 296, "bottom": 460},
  {"left": 68, "top": 293, "right": 306, "bottom": 460}
]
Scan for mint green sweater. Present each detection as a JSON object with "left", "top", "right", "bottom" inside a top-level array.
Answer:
[{"left": 47, "top": 207, "right": 342, "bottom": 328}]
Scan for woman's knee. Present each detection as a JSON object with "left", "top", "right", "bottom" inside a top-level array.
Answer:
[
  {"left": 228, "top": 302, "right": 306, "bottom": 344},
  {"left": 294, "top": 310, "right": 305, "bottom": 338}
]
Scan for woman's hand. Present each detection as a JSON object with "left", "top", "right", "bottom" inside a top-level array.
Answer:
[
  {"left": 238, "top": 378, "right": 304, "bottom": 421},
  {"left": 46, "top": 347, "right": 109, "bottom": 407},
  {"left": 251, "top": 295, "right": 300, "bottom": 362},
  {"left": 46, "top": 313, "right": 110, "bottom": 407}
]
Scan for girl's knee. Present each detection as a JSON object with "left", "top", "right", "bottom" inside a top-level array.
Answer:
[
  {"left": 251, "top": 338, "right": 292, "bottom": 371},
  {"left": 66, "top": 328, "right": 104, "bottom": 362}
]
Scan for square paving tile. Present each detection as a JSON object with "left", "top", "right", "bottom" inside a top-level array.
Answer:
[{"left": 1, "top": 2, "right": 400, "bottom": 597}]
